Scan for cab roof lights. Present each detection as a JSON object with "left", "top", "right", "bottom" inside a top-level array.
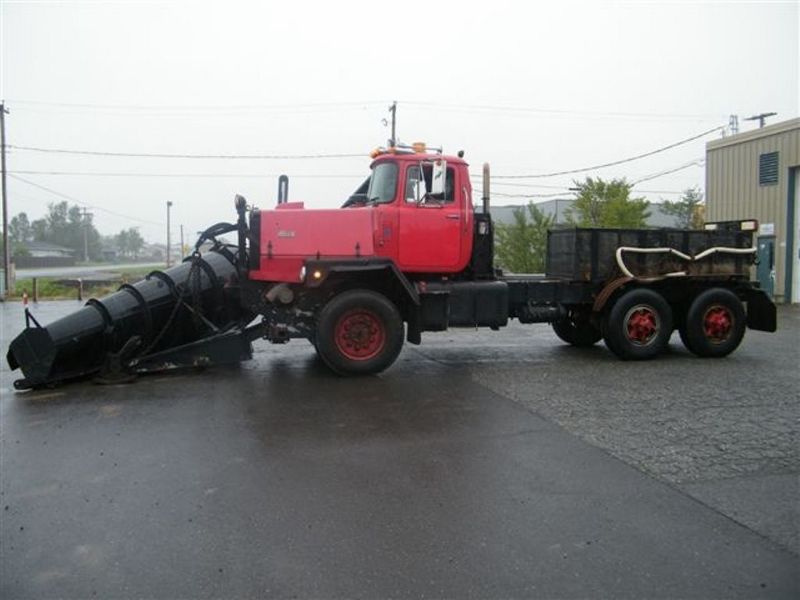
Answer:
[{"left": 370, "top": 141, "right": 444, "bottom": 159}]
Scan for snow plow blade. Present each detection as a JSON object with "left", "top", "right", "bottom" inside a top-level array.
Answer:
[{"left": 6, "top": 249, "right": 255, "bottom": 390}]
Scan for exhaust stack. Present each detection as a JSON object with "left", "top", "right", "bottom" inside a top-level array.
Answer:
[{"left": 482, "top": 162, "right": 490, "bottom": 214}]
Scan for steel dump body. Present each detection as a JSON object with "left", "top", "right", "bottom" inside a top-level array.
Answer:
[{"left": 546, "top": 227, "right": 754, "bottom": 282}]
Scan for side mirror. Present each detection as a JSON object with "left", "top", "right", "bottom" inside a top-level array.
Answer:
[
  {"left": 414, "top": 177, "right": 428, "bottom": 203},
  {"left": 430, "top": 160, "right": 446, "bottom": 196}
]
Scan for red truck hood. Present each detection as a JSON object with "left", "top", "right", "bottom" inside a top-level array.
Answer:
[{"left": 250, "top": 206, "right": 376, "bottom": 282}]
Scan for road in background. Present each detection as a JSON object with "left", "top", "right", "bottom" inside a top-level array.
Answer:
[
  {"left": 1, "top": 301, "right": 797, "bottom": 598},
  {"left": 14, "top": 262, "right": 163, "bottom": 280}
]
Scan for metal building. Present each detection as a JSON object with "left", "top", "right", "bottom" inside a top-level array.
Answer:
[{"left": 706, "top": 117, "right": 800, "bottom": 303}]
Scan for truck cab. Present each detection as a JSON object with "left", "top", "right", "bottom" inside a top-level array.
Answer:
[
  {"left": 356, "top": 149, "right": 474, "bottom": 273},
  {"left": 248, "top": 146, "right": 476, "bottom": 283}
]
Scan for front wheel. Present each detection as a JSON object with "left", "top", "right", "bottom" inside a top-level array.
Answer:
[
  {"left": 315, "top": 289, "right": 404, "bottom": 375},
  {"left": 603, "top": 288, "right": 673, "bottom": 360},
  {"left": 682, "top": 288, "right": 745, "bottom": 358}
]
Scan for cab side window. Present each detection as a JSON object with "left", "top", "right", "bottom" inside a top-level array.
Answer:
[{"left": 405, "top": 164, "right": 455, "bottom": 204}]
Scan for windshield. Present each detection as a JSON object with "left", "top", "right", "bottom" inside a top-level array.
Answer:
[{"left": 366, "top": 162, "right": 398, "bottom": 204}]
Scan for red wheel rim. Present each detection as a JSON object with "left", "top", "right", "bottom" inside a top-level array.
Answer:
[
  {"left": 334, "top": 309, "right": 386, "bottom": 361},
  {"left": 624, "top": 305, "right": 660, "bottom": 345},
  {"left": 703, "top": 304, "right": 733, "bottom": 343}
]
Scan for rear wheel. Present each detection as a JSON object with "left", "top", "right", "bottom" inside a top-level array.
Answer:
[
  {"left": 552, "top": 313, "right": 602, "bottom": 347},
  {"left": 682, "top": 288, "right": 745, "bottom": 358},
  {"left": 603, "top": 288, "right": 673, "bottom": 360},
  {"left": 315, "top": 289, "right": 404, "bottom": 375}
]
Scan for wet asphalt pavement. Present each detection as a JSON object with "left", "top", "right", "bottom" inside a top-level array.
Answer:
[{"left": 1, "top": 301, "right": 798, "bottom": 599}]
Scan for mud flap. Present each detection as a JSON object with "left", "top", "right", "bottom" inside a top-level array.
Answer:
[{"left": 746, "top": 289, "right": 777, "bottom": 332}]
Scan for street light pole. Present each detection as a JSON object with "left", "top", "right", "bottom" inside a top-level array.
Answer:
[
  {"left": 1, "top": 103, "right": 9, "bottom": 296},
  {"left": 166, "top": 201, "right": 173, "bottom": 267},
  {"left": 80, "top": 207, "right": 93, "bottom": 262}
]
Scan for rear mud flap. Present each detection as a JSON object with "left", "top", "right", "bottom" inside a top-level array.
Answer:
[{"left": 746, "top": 289, "right": 777, "bottom": 332}]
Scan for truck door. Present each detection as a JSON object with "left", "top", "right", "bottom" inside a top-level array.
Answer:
[{"left": 398, "top": 163, "right": 462, "bottom": 271}]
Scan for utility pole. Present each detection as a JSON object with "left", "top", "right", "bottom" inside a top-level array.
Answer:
[
  {"left": 180, "top": 224, "right": 184, "bottom": 259},
  {"left": 80, "top": 207, "right": 93, "bottom": 262},
  {"left": 166, "top": 201, "right": 173, "bottom": 267},
  {"left": 388, "top": 101, "right": 397, "bottom": 147},
  {"left": 744, "top": 112, "right": 777, "bottom": 128},
  {"left": 1, "top": 103, "right": 9, "bottom": 296}
]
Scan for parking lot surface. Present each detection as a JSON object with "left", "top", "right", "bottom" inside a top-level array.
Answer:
[{"left": 1, "top": 300, "right": 798, "bottom": 598}]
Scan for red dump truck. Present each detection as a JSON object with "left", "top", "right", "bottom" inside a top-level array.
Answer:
[{"left": 7, "top": 144, "right": 777, "bottom": 388}]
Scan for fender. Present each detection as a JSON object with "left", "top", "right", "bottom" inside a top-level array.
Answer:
[
  {"left": 302, "top": 258, "right": 420, "bottom": 307},
  {"left": 593, "top": 276, "right": 634, "bottom": 313}
]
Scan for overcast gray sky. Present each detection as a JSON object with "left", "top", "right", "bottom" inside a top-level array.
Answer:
[{"left": 1, "top": 0, "right": 798, "bottom": 243}]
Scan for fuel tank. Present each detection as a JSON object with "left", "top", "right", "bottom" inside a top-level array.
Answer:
[{"left": 6, "top": 250, "right": 252, "bottom": 389}]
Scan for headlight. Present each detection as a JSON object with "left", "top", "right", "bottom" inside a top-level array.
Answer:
[{"left": 299, "top": 265, "right": 307, "bottom": 281}]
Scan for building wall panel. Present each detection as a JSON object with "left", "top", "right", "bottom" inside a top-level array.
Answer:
[{"left": 706, "top": 118, "right": 800, "bottom": 302}]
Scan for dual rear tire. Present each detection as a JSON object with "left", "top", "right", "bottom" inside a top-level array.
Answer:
[
  {"left": 679, "top": 288, "right": 745, "bottom": 358},
  {"left": 602, "top": 287, "right": 746, "bottom": 360},
  {"left": 602, "top": 288, "right": 673, "bottom": 360}
]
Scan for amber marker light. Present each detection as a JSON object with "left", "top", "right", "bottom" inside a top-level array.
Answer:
[{"left": 741, "top": 220, "right": 758, "bottom": 231}]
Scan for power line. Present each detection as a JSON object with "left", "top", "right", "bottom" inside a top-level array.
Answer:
[
  {"left": 8, "top": 99, "right": 724, "bottom": 122},
  {"left": 8, "top": 174, "right": 165, "bottom": 227},
  {"left": 491, "top": 126, "right": 722, "bottom": 179},
  {"left": 631, "top": 159, "right": 705, "bottom": 185},
  {"left": 9, "top": 125, "right": 719, "bottom": 170},
  {"left": 489, "top": 181, "right": 688, "bottom": 194},
  {"left": 8, "top": 170, "right": 364, "bottom": 179},
  {"left": 401, "top": 100, "right": 725, "bottom": 121},
  {"left": 492, "top": 191, "right": 576, "bottom": 199},
  {"left": 7, "top": 99, "right": 387, "bottom": 112},
  {"left": 7, "top": 144, "right": 366, "bottom": 160},
  {"left": 11, "top": 169, "right": 691, "bottom": 195}
]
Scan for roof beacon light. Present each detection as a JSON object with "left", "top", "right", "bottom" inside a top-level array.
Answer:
[{"left": 412, "top": 141, "right": 427, "bottom": 154}]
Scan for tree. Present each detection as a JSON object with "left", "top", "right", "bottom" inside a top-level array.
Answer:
[
  {"left": 115, "top": 227, "right": 145, "bottom": 260},
  {"left": 116, "top": 228, "right": 131, "bottom": 258},
  {"left": 18, "top": 203, "right": 102, "bottom": 260},
  {"left": 31, "top": 218, "right": 47, "bottom": 241},
  {"left": 9, "top": 212, "right": 32, "bottom": 244},
  {"left": 495, "top": 202, "right": 555, "bottom": 273},
  {"left": 566, "top": 177, "right": 650, "bottom": 228},
  {"left": 45, "top": 201, "right": 70, "bottom": 245},
  {"left": 661, "top": 187, "right": 704, "bottom": 229},
  {"left": 127, "top": 228, "right": 145, "bottom": 259}
]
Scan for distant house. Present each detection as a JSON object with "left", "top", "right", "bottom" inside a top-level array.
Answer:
[
  {"left": 13, "top": 241, "right": 77, "bottom": 269},
  {"left": 101, "top": 246, "right": 118, "bottom": 262}
]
